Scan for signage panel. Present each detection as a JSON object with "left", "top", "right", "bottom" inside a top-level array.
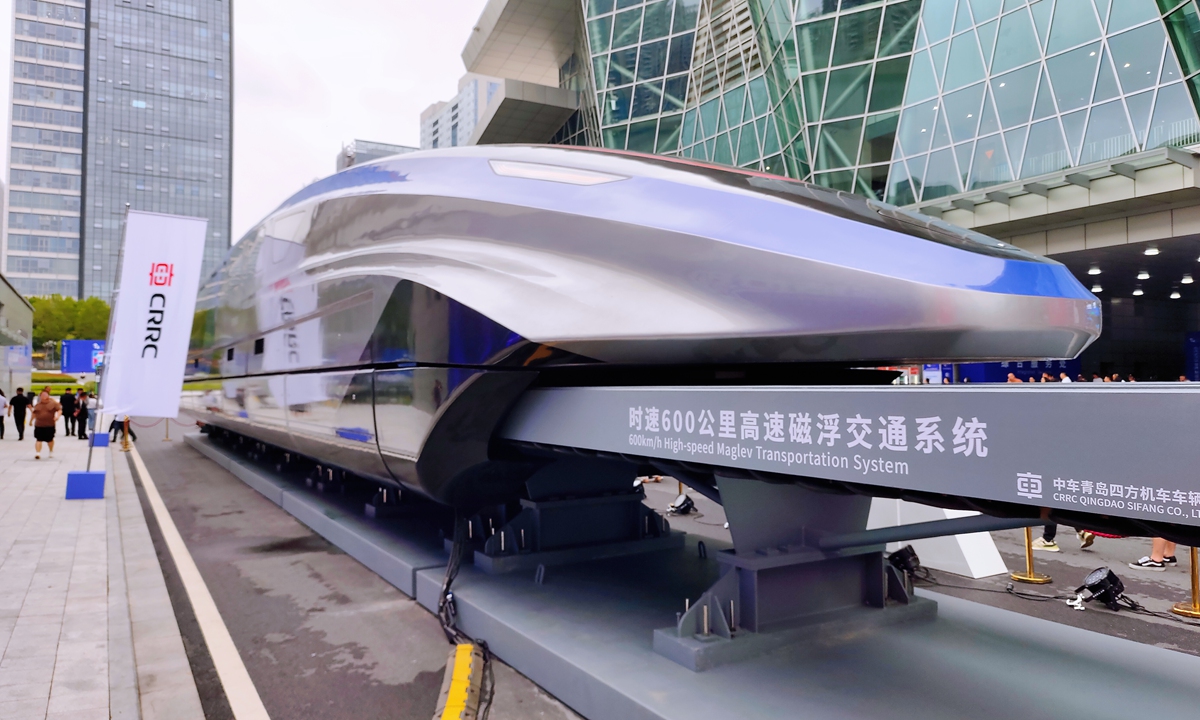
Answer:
[
  {"left": 500, "top": 385, "right": 1200, "bottom": 528},
  {"left": 61, "top": 340, "right": 105, "bottom": 374}
]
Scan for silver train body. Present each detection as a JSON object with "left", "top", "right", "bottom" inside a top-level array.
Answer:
[{"left": 183, "top": 145, "right": 1100, "bottom": 506}]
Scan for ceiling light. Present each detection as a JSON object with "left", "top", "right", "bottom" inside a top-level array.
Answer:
[
  {"left": 1144, "top": 246, "right": 1159, "bottom": 256},
  {"left": 1091, "top": 284, "right": 1103, "bottom": 293},
  {"left": 1184, "top": 275, "right": 1194, "bottom": 284},
  {"left": 1137, "top": 271, "right": 1150, "bottom": 280},
  {"left": 1171, "top": 291, "right": 1182, "bottom": 299},
  {"left": 1088, "top": 266, "right": 1101, "bottom": 275},
  {"left": 1133, "top": 288, "right": 1144, "bottom": 296}
]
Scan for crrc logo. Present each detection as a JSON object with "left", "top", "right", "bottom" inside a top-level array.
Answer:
[
  {"left": 1016, "top": 472, "right": 1043, "bottom": 500},
  {"left": 149, "top": 263, "right": 174, "bottom": 286}
]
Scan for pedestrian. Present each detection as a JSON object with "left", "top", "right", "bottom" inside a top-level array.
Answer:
[
  {"left": 1129, "top": 538, "right": 1178, "bottom": 571},
  {"left": 0, "top": 389, "right": 7, "bottom": 439},
  {"left": 1032, "top": 525, "right": 1060, "bottom": 552},
  {"left": 59, "top": 387, "right": 76, "bottom": 436},
  {"left": 1033, "top": 524, "right": 1096, "bottom": 551},
  {"left": 110, "top": 414, "right": 137, "bottom": 444},
  {"left": 1059, "top": 372, "right": 1072, "bottom": 383},
  {"left": 1092, "top": 374, "right": 1102, "bottom": 382},
  {"left": 8, "top": 387, "right": 29, "bottom": 441},
  {"left": 30, "top": 388, "right": 61, "bottom": 460},
  {"left": 76, "top": 392, "right": 90, "bottom": 440}
]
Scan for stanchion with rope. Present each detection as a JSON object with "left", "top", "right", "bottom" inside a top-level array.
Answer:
[
  {"left": 1172, "top": 547, "right": 1200, "bottom": 619},
  {"left": 121, "top": 417, "right": 132, "bottom": 453},
  {"left": 1010, "top": 526, "right": 1052, "bottom": 584}
]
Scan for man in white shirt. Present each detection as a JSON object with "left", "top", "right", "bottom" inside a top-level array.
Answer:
[{"left": 1059, "top": 372, "right": 1072, "bottom": 383}]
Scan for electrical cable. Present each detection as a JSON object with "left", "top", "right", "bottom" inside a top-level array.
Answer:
[
  {"left": 913, "top": 569, "right": 1076, "bottom": 602},
  {"left": 438, "top": 514, "right": 496, "bottom": 720},
  {"left": 913, "top": 568, "right": 1200, "bottom": 627}
]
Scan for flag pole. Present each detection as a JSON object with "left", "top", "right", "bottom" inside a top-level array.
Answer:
[{"left": 86, "top": 203, "right": 130, "bottom": 472}]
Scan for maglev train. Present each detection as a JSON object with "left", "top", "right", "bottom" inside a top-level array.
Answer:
[{"left": 183, "top": 145, "right": 1100, "bottom": 508}]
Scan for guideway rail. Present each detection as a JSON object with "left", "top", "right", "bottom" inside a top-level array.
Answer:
[{"left": 499, "top": 383, "right": 1200, "bottom": 543}]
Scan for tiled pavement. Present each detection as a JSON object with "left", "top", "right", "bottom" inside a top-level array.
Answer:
[{"left": 0, "top": 423, "right": 203, "bottom": 719}]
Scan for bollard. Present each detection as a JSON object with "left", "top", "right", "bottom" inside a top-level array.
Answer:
[
  {"left": 1010, "top": 526, "right": 1052, "bottom": 584},
  {"left": 1172, "top": 547, "right": 1200, "bottom": 619},
  {"left": 163, "top": 418, "right": 172, "bottom": 442},
  {"left": 121, "top": 417, "right": 132, "bottom": 453}
]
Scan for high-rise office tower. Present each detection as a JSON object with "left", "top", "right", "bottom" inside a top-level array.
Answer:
[
  {"left": 5, "top": 0, "right": 87, "bottom": 298},
  {"left": 82, "top": 0, "right": 232, "bottom": 300}
]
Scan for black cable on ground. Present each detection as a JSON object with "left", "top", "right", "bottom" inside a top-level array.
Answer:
[
  {"left": 913, "top": 569, "right": 1076, "bottom": 602},
  {"left": 913, "top": 568, "right": 1200, "bottom": 627},
  {"left": 438, "top": 514, "right": 497, "bottom": 720}
]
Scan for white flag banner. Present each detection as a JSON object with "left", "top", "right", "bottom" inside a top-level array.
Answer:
[{"left": 100, "top": 210, "right": 207, "bottom": 418}]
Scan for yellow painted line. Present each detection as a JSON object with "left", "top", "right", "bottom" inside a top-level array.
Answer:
[
  {"left": 127, "top": 442, "right": 272, "bottom": 720},
  {"left": 440, "top": 643, "right": 476, "bottom": 720}
]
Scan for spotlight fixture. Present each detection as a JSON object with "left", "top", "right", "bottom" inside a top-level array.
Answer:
[
  {"left": 1144, "top": 246, "right": 1160, "bottom": 256},
  {"left": 667, "top": 493, "right": 695, "bottom": 515},
  {"left": 1087, "top": 266, "right": 1101, "bottom": 275},
  {"left": 888, "top": 545, "right": 922, "bottom": 576},
  {"left": 1076, "top": 567, "right": 1127, "bottom": 611},
  {"left": 1091, "top": 284, "right": 1103, "bottom": 293},
  {"left": 1172, "top": 291, "right": 1182, "bottom": 299},
  {"left": 1184, "top": 275, "right": 1194, "bottom": 284},
  {"left": 1137, "top": 270, "right": 1150, "bottom": 280},
  {"left": 1133, "top": 288, "right": 1144, "bottom": 296}
]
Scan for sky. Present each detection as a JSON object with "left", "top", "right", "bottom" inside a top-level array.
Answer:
[
  {"left": 230, "top": 0, "right": 488, "bottom": 239},
  {"left": 0, "top": 0, "right": 489, "bottom": 241}
]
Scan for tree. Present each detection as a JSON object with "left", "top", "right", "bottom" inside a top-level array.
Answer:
[
  {"left": 73, "top": 297, "right": 111, "bottom": 339},
  {"left": 30, "top": 295, "right": 111, "bottom": 347}
]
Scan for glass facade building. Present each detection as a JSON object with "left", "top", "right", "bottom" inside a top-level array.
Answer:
[
  {"left": 461, "top": 0, "right": 1200, "bottom": 377},
  {"left": 577, "top": 0, "right": 1200, "bottom": 204},
  {"left": 5, "top": 0, "right": 87, "bottom": 298},
  {"left": 82, "top": 0, "right": 232, "bottom": 301}
]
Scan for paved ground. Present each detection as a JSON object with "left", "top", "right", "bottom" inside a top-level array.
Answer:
[
  {"left": 644, "top": 479, "right": 1200, "bottom": 656},
  {"left": 926, "top": 528, "right": 1200, "bottom": 657},
  {"left": 0, "top": 418, "right": 202, "bottom": 719},
  {"left": 130, "top": 417, "right": 579, "bottom": 719}
]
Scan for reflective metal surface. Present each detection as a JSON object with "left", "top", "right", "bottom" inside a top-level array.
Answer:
[{"left": 184, "top": 145, "right": 1101, "bottom": 506}]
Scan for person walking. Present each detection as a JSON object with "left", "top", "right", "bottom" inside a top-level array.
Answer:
[
  {"left": 75, "top": 391, "right": 90, "bottom": 440},
  {"left": 59, "top": 388, "right": 76, "bottom": 436},
  {"left": 1032, "top": 524, "right": 1060, "bottom": 551},
  {"left": 110, "top": 414, "right": 137, "bottom": 444},
  {"left": 30, "top": 388, "right": 61, "bottom": 460},
  {"left": 8, "top": 387, "right": 29, "bottom": 441},
  {"left": 1129, "top": 538, "right": 1178, "bottom": 571},
  {"left": 0, "top": 389, "right": 7, "bottom": 439}
]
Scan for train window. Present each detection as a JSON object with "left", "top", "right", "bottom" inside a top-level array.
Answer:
[
  {"left": 226, "top": 348, "right": 234, "bottom": 361},
  {"left": 253, "top": 338, "right": 264, "bottom": 355}
]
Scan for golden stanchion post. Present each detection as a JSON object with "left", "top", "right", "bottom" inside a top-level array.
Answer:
[
  {"left": 162, "top": 418, "right": 172, "bottom": 442},
  {"left": 1010, "top": 526, "right": 1052, "bottom": 584},
  {"left": 1172, "top": 547, "right": 1200, "bottom": 618},
  {"left": 121, "top": 417, "right": 132, "bottom": 452}
]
